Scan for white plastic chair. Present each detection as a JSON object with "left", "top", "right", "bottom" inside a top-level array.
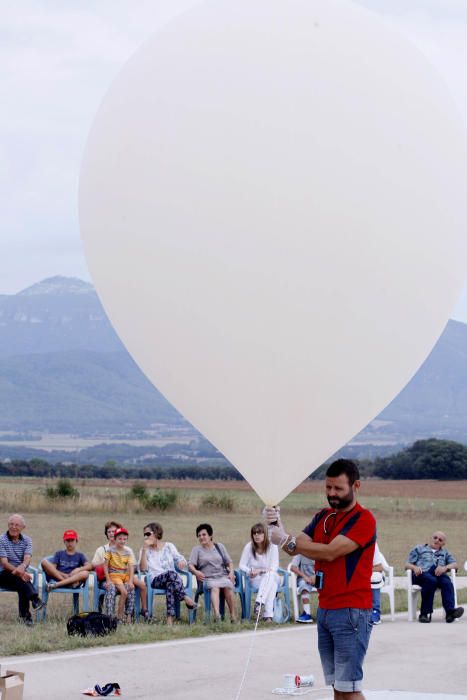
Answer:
[
  {"left": 287, "top": 563, "right": 318, "bottom": 622},
  {"left": 406, "top": 568, "right": 457, "bottom": 621},
  {"left": 376, "top": 553, "right": 396, "bottom": 622}
]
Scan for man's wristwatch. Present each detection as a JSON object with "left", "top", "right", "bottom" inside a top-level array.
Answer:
[{"left": 285, "top": 536, "right": 297, "bottom": 555}]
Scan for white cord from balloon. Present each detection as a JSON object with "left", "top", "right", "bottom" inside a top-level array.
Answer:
[{"left": 233, "top": 568, "right": 270, "bottom": 700}]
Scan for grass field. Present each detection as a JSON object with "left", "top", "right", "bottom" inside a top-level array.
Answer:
[{"left": 1, "top": 477, "right": 467, "bottom": 656}]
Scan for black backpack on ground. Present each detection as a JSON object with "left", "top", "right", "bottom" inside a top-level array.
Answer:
[{"left": 67, "top": 611, "right": 117, "bottom": 637}]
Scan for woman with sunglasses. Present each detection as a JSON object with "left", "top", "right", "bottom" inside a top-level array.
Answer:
[
  {"left": 138, "top": 522, "right": 196, "bottom": 626},
  {"left": 239, "top": 522, "right": 279, "bottom": 622}
]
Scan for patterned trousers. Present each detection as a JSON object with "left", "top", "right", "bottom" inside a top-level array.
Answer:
[
  {"left": 151, "top": 570, "right": 186, "bottom": 617},
  {"left": 103, "top": 583, "right": 135, "bottom": 618}
]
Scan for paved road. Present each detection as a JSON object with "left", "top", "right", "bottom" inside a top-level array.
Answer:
[{"left": 1, "top": 610, "right": 466, "bottom": 699}]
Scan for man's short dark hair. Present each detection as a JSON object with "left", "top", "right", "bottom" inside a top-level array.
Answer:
[{"left": 326, "top": 458, "right": 360, "bottom": 485}]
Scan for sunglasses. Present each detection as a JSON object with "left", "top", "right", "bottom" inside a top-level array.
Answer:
[
  {"left": 143, "top": 532, "right": 153, "bottom": 537},
  {"left": 432, "top": 536, "right": 445, "bottom": 542}
]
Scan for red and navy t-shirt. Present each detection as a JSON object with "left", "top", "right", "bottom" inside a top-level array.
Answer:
[{"left": 303, "top": 502, "right": 376, "bottom": 609}]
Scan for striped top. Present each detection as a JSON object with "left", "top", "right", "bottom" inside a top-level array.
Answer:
[
  {"left": 104, "top": 546, "right": 134, "bottom": 575},
  {"left": 0, "top": 532, "right": 33, "bottom": 572}
]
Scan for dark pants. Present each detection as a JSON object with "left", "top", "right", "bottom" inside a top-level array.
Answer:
[
  {"left": 0, "top": 570, "right": 39, "bottom": 621},
  {"left": 412, "top": 566, "right": 455, "bottom": 615}
]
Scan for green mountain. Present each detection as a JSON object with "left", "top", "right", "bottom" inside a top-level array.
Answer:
[
  {"left": 1, "top": 276, "right": 467, "bottom": 451},
  {"left": 0, "top": 350, "right": 182, "bottom": 433}
]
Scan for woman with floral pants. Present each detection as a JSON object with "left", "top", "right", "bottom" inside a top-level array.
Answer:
[{"left": 139, "top": 522, "right": 196, "bottom": 625}]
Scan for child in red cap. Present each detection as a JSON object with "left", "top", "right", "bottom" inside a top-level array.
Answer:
[
  {"left": 41, "top": 530, "right": 91, "bottom": 591},
  {"left": 104, "top": 527, "right": 135, "bottom": 622}
]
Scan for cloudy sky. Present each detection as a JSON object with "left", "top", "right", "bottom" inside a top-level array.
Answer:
[{"left": 2, "top": 0, "right": 467, "bottom": 320}]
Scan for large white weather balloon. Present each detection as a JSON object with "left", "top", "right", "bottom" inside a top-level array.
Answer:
[{"left": 80, "top": 0, "right": 467, "bottom": 505}]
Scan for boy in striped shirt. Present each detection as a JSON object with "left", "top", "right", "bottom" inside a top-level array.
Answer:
[{"left": 103, "top": 527, "right": 135, "bottom": 622}]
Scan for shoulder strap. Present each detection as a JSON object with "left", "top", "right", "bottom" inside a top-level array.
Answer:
[{"left": 214, "top": 542, "right": 229, "bottom": 569}]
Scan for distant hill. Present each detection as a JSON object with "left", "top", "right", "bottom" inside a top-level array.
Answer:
[
  {"left": 0, "top": 276, "right": 467, "bottom": 449},
  {"left": 360, "top": 319, "right": 467, "bottom": 444},
  {"left": 0, "top": 349, "right": 182, "bottom": 432},
  {"left": 0, "top": 276, "right": 123, "bottom": 356},
  {"left": 0, "top": 276, "right": 188, "bottom": 434}
]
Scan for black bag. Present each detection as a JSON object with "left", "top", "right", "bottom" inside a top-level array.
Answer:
[{"left": 67, "top": 612, "right": 117, "bottom": 637}]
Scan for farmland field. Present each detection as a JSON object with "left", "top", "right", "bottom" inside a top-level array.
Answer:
[{"left": 1, "top": 478, "right": 466, "bottom": 656}]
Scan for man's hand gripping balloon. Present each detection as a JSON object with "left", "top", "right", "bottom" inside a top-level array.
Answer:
[{"left": 263, "top": 506, "right": 290, "bottom": 548}]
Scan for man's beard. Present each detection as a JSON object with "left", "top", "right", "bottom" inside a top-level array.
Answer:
[{"left": 327, "top": 490, "right": 354, "bottom": 510}]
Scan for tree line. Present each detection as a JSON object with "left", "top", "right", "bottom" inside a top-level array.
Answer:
[
  {"left": 1, "top": 438, "right": 467, "bottom": 480},
  {"left": 0, "top": 459, "right": 243, "bottom": 481}
]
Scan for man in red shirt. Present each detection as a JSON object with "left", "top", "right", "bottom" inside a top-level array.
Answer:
[{"left": 266, "top": 459, "right": 376, "bottom": 700}]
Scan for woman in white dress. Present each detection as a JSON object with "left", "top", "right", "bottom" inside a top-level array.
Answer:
[{"left": 239, "top": 522, "right": 279, "bottom": 622}]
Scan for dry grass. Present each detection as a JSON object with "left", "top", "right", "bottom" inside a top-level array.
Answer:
[{"left": 1, "top": 477, "right": 467, "bottom": 656}]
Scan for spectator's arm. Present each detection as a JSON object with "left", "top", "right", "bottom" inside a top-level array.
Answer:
[
  {"left": 406, "top": 562, "right": 422, "bottom": 576},
  {"left": 91, "top": 546, "right": 105, "bottom": 568},
  {"left": 188, "top": 550, "right": 204, "bottom": 581},
  {"left": 74, "top": 556, "right": 92, "bottom": 573},
  {"left": 0, "top": 556, "right": 17, "bottom": 574},
  {"left": 238, "top": 544, "right": 251, "bottom": 574},
  {"left": 128, "top": 563, "right": 135, "bottom": 586},
  {"left": 139, "top": 547, "right": 148, "bottom": 573},
  {"left": 103, "top": 560, "right": 111, "bottom": 585},
  {"left": 17, "top": 554, "right": 31, "bottom": 571},
  {"left": 168, "top": 543, "right": 185, "bottom": 569}
]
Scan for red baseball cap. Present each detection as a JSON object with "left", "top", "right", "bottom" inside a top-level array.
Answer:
[
  {"left": 114, "top": 527, "right": 129, "bottom": 537},
  {"left": 63, "top": 529, "right": 78, "bottom": 541}
]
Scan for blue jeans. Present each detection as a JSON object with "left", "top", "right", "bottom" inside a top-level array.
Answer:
[
  {"left": 317, "top": 607, "right": 373, "bottom": 692},
  {"left": 372, "top": 588, "right": 380, "bottom": 614},
  {"left": 412, "top": 566, "right": 455, "bottom": 616}
]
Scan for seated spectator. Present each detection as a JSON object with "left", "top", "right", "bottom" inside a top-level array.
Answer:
[
  {"left": 370, "top": 543, "right": 385, "bottom": 625},
  {"left": 41, "top": 529, "right": 91, "bottom": 591},
  {"left": 0, "top": 513, "right": 44, "bottom": 626},
  {"left": 406, "top": 530, "right": 464, "bottom": 623},
  {"left": 239, "top": 522, "right": 279, "bottom": 623},
  {"left": 92, "top": 520, "right": 149, "bottom": 620},
  {"left": 290, "top": 553, "right": 316, "bottom": 623},
  {"left": 103, "top": 527, "right": 135, "bottom": 623},
  {"left": 139, "top": 521, "right": 197, "bottom": 626},
  {"left": 189, "top": 523, "right": 237, "bottom": 622}
]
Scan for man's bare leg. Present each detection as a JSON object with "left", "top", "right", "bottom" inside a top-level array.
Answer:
[
  {"left": 46, "top": 570, "right": 89, "bottom": 590},
  {"left": 41, "top": 560, "right": 67, "bottom": 582}
]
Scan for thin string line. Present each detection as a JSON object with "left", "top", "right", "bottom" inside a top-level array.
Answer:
[{"left": 233, "top": 569, "right": 270, "bottom": 700}]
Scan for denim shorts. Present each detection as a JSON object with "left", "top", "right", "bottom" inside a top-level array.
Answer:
[{"left": 317, "top": 607, "right": 373, "bottom": 692}]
